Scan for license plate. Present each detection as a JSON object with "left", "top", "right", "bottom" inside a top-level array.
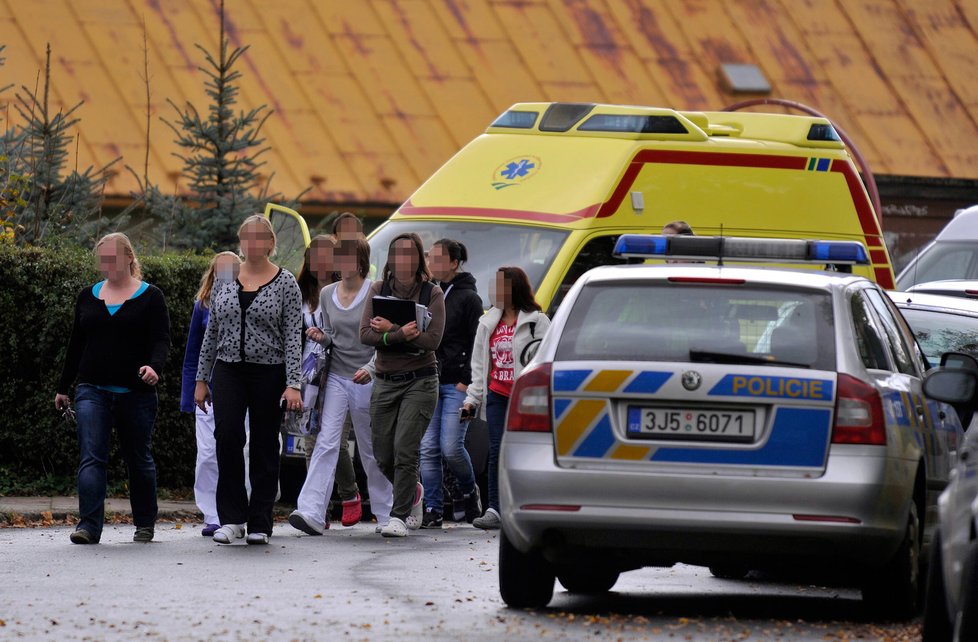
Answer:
[
  {"left": 284, "top": 433, "right": 307, "bottom": 457},
  {"left": 626, "top": 407, "right": 755, "bottom": 442}
]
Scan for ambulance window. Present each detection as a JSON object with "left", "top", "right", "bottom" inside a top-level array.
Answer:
[
  {"left": 864, "top": 288, "right": 919, "bottom": 376},
  {"left": 547, "top": 236, "right": 630, "bottom": 316},
  {"left": 849, "top": 292, "right": 891, "bottom": 371}
]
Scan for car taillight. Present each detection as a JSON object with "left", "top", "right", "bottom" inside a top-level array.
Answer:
[
  {"left": 506, "top": 362, "right": 553, "bottom": 432},
  {"left": 832, "top": 374, "right": 886, "bottom": 445}
]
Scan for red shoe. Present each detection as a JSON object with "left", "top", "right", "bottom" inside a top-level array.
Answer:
[{"left": 341, "top": 493, "right": 362, "bottom": 527}]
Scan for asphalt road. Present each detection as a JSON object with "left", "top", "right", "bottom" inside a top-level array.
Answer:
[{"left": 0, "top": 522, "right": 920, "bottom": 641}]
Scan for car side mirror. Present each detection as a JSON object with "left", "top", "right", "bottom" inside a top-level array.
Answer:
[
  {"left": 923, "top": 368, "right": 978, "bottom": 404},
  {"left": 940, "top": 351, "right": 978, "bottom": 371}
]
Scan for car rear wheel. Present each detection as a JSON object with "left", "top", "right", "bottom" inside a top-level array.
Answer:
[
  {"left": 862, "top": 500, "right": 920, "bottom": 620},
  {"left": 922, "top": 529, "right": 952, "bottom": 641},
  {"left": 956, "top": 540, "right": 978, "bottom": 642},
  {"left": 499, "top": 530, "right": 555, "bottom": 609},
  {"left": 709, "top": 564, "right": 750, "bottom": 580},
  {"left": 557, "top": 565, "right": 620, "bottom": 594}
]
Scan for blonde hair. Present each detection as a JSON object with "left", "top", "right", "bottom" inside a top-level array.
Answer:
[
  {"left": 238, "top": 214, "right": 277, "bottom": 258},
  {"left": 196, "top": 251, "right": 240, "bottom": 307},
  {"left": 95, "top": 232, "right": 142, "bottom": 280}
]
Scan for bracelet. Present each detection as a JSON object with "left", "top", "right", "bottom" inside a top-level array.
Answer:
[{"left": 382, "top": 331, "right": 389, "bottom": 346}]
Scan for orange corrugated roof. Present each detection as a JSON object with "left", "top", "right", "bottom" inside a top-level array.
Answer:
[{"left": 1, "top": 0, "right": 976, "bottom": 205}]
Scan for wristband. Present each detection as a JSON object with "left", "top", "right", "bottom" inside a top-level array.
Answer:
[{"left": 383, "top": 331, "right": 389, "bottom": 346}]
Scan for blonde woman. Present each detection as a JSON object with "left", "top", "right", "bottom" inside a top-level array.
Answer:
[
  {"left": 195, "top": 215, "right": 303, "bottom": 545},
  {"left": 55, "top": 233, "right": 171, "bottom": 545},
  {"left": 180, "top": 251, "right": 241, "bottom": 536}
]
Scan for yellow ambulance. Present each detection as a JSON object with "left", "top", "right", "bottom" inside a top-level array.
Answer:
[{"left": 274, "top": 102, "right": 895, "bottom": 314}]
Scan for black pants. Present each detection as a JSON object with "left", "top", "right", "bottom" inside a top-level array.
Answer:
[{"left": 212, "top": 360, "right": 285, "bottom": 535}]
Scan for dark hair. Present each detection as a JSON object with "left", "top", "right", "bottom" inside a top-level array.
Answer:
[
  {"left": 498, "top": 266, "right": 541, "bottom": 313},
  {"left": 297, "top": 235, "right": 337, "bottom": 307},
  {"left": 383, "top": 233, "right": 432, "bottom": 283},
  {"left": 337, "top": 237, "right": 371, "bottom": 279},
  {"left": 433, "top": 238, "right": 468, "bottom": 266},
  {"left": 663, "top": 220, "right": 694, "bottom": 236},
  {"left": 331, "top": 212, "right": 362, "bottom": 234}
]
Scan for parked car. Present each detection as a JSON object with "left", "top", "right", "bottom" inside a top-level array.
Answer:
[
  {"left": 921, "top": 354, "right": 978, "bottom": 641},
  {"left": 897, "top": 205, "right": 978, "bottom": 291},
  {"left": 498, "top": 235, "right": 960, "bottom": 619},
  {"left": 886, "top": 291, "right": 978, "bottom": 364}
]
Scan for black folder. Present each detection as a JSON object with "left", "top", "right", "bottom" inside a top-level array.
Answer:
[{"left": 371, "top": 296, "right": 417, "bottom": 327}]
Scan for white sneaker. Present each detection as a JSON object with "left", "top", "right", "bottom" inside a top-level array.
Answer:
[
  {"left": 289, "top": 510, "right": 324, "bottom": 536},
  {"left": 405, "top": 482, "right": 424, "bottom": 530},
  {"left": 374, "top": 524, "right": 386, "bottom": 534},
  {"left": 381, "top": 517, "right": 408, "bottom": 538},
  {"left": 246, "top": 532, "right": 270, "bottom": 545},
  {"left": 213, "top": 524, "right": 245, "bottom": 544},
  {"left": 473, "top": 508, "right": 501, "bottom": 530}
]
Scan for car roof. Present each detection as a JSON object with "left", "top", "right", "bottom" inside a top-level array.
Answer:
[
  {"left": 886, "top": 290, "right": 978, "bottom": 317},
  {"left": 937, "top": 205, "right": 978, "bottom": 240},
  {"left": 906, "top": 280, "right": 978, "bottom": 296},
  {"left": 581, "top": 264, "right": 867, "bottom": 290}
]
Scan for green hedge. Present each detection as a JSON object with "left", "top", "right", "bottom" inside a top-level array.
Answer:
[{"left": 0, "top": 243, "right": 210, "bottom": 495}]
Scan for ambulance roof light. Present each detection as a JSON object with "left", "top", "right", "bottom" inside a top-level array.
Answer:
[{"left": 612, "top": 234, "right": 869, "bottom": 265}]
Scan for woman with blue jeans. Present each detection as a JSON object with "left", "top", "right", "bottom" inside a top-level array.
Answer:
[
  {"left": 462, "top": 267, "right": 549, "bottom": 530},
  {"left": 55, "top": 233, "right": 170, "bottom": 544},
  {"left": 419, "top": 239, "right": 484, "bottom": 528}
]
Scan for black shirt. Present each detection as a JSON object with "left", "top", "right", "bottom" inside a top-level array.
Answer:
[{"left": 58, "top": 283, "right": 171, "bottom": 394}]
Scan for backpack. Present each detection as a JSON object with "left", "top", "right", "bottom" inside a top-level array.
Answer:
[{"left": 377, "top": 280, "right": 434, "bottom": 354}]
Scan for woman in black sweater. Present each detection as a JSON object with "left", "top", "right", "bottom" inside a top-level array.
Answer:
[{"left": 55, "top": 233, "right": 171, "bottom": 545}]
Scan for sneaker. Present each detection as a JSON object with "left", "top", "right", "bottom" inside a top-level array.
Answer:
[
  {"left": 341, "top": 493, "right": 363, "bottom": 527},
  {"left": 472, "top": 508, "right": 501, "bottom": 530},
  {"left": 381, "top": 517, "right": 408, "bottom": 538},
  {"left": 70, "top": 529, "right": 97, "bottom": 545},
  {"left": 463, "top": 487, "right": 483, "bottom": 523},
  {"left": 289, "top": 510, "right": 325, "bottom": 536},
  {"left": 212, "top": 524, "right": 245, "bottom": 544},
  {"left": 201, "top": 523, "right": 220, "bottom": 537},
  {"left": 133, "top": 526, "right": 154, "bottom": 543},
  {"left": 405, "top": 482, "right": 424, "bottom": 530},
  {"left": 246, "top": 532, "right": 270, "bottom": 545},
  {"left": 421, "top": 509, "right": 443, "bottom": 529}
]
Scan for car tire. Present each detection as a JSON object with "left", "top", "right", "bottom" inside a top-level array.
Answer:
[
  {"left": 862, "top": 500, "right": 920, "bottom": 620},
  {"left": 499, "top": 529, "right": 555, "bottom": 609},
  {"left": 708, "top": 564, "right": 750, "bottom": 580},
  {"left": 557, "top": 565, "right": 620, "bottom": 594},
  {"left": 922, "top": 529, "right": 952, "bottom": 641},
  {"left": 956, "top": 540, "right": 978, "bottom": 642}
]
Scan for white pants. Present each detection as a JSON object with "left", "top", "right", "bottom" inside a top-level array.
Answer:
[
  {"left": 296, "top": 374, "right": 393, "bottom": 526},
  {"left": 194, "top": 406, "right": 255, "bottom": 524}
]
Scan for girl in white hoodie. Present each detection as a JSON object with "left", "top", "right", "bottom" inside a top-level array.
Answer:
[{"left": 462, "top": 266, "right": 550, "bottom": 529}]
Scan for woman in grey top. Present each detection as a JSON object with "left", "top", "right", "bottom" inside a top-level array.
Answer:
[
  {"left": 194, "top": 215, "right": 303, "bottom": 545},
  {"left": 290, "top": 238, "right": 394, "bottom": 535}
]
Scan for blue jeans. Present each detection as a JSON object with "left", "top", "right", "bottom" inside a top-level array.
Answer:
[
  {"left": 486, "top": 390, "right": 509, "bottom": 513},
  {"left": 420, "top": 384, "right": 476, "bottom": 512},
  {"left": 75, "top": 384, "right": 159, "bottom": 539}
]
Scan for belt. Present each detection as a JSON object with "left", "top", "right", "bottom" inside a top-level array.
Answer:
[{"left": 375, "top": 366, "right": 438, "bottom": 383}]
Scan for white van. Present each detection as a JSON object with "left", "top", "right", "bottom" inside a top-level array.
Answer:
[{"left": 897, "top": 205, "right": 978, "bottom": 290}]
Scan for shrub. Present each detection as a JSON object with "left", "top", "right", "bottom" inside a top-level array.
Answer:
[{"left": 0, "top": 243, "right": 210, "bottom": 494}]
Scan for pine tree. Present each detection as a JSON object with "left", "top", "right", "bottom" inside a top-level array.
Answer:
[
  {"left": 159, "top": 0, "right": 287, "bottom": 249},
  {"left": 1, "top": 44, "right": 116, "bottom": 246}
]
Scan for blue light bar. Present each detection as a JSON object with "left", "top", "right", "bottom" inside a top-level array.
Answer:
[
  {"left": 613, "top": 234, "right": 668, "bottom": 257},
  {"left": 809, "top": 241, "right": 869, "bottom": 264},
  {"left": 612, "top": 235, "right": 870, "bottom": 265}
]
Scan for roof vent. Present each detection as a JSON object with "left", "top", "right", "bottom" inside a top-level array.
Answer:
[
  {"left": 718, "top": 63, "right": 771, "bottom": 94},
  {"left": 539, "top": 103, "right": 595, "bottom": 132}
]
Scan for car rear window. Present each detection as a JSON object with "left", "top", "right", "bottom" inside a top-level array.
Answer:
[{"left": 555, "top": 281, "right": 837, "bottom": 371}]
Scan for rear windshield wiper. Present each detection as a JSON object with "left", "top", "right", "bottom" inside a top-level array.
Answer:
[{"left": 689, "top": 350, "right": 811, "bottom": 369}]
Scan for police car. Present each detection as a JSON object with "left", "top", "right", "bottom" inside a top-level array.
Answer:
[{"left": 498, "top": 235, "right": 963, "bottom": 619}]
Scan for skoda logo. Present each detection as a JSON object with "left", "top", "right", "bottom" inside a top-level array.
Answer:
[{"left": 681, "top": 370, "right": 702, "bottom": 391}]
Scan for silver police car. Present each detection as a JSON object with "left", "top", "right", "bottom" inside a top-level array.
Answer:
[{"left": 498, "top": 235, "right": 962, "bottom": 619}]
